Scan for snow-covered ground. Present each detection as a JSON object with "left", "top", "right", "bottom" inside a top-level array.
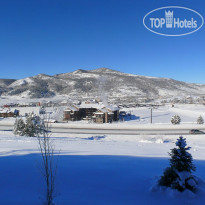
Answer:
[
  {"left": 0, "top": 130, "right": 205, "bottom": 204},
  {"left": 121, "top": 104, "right": 205, "bottom": 124},
  {"left": 1, "top": 104, "right": 205, "bottom": 204},
  {"left": 1, "top": 103, "right": 205, "bottom": 125}
]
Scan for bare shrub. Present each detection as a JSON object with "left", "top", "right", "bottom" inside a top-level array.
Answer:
[{"left": 37, "top": 122, "right": 57, "bottom": 205}]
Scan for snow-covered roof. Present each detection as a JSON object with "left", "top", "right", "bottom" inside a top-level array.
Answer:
[
  {"left": 98, "top": 106, "right": 119, "bottom": 113},
  {"left": 104, "top": 105, "right": 119, "bottom": 111},
  {"left": 79, "top": 102, "right": 119, "bottom": 111},
  {"left": 79, "top": 103, "right": 103, "bottom": 109},
  {"left": 61, "top": 100, "right": 69, "bottom": 104},
  {"left": 0, "top": 109, "right": 12, "bottom": 114},
  {"left": 64, "top": 103, "right": 119, "bottom": 112},
  {"left": 65, "top": 105, "right": 79, "bottom": 112},
  {"left": 99, "top": 107, "right": 109, "bottom": 113}
]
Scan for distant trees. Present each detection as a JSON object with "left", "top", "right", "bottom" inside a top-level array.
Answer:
[
  {"left": 197, "top": 115, "right": 204, "bottom": 124},
  {"left": 29, "top": 79, "right": 55, "bottom": 98},
  {"left": 171, "top": 115, "right": 181, "bottom": 125},
  {"left": 159, "top": 136, "right": 197, "bottom": 192}
]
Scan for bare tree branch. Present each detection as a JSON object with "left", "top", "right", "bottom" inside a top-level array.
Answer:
[{"left": 37, "top": 118, "right": 57, "bottom": 205}]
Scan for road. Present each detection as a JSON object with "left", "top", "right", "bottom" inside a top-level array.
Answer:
[{"left": 0, "top": 124, "right": 204, "bottom": 135}]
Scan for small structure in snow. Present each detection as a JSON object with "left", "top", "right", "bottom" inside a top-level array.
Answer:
[{"left": 0, "top": 109, "right": 19, "bottom": 118}]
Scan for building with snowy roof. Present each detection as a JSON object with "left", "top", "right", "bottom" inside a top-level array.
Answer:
[{"left": 64, "top": 103, "right": 119, "bottom": 123}]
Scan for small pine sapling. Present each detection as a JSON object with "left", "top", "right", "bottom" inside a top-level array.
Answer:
[
  {"left": 197, "top": 115, "right": 204, "bottom": 124},
  {"left": 171, "top": 115, "right": 181, "bottom": 125}
]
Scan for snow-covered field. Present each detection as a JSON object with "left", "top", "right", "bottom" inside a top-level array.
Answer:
[
  {"left": 1, "top": 104, "right": 205, "bottom": 204},
  {"left": 121, "top": 104, "right": 205, "bottom": 125},
  {"left": 1, "top": 103, "right": 205, "bottom": 125},
  {"left": 0, "top": 130, "right": 205, "bottom": 204}
]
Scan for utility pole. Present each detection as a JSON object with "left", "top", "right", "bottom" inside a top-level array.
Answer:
[{"left": 150, "top": 108, "right": 153, "bottom": 124}]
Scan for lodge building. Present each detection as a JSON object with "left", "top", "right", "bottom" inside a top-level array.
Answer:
[{"left": 64, "top": 103, "right": 119, "bottom": 123}]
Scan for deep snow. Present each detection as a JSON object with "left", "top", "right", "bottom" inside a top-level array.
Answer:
[
  {"left": 1, "top": 103, "right": 205, "bottom": 204},
  {"left": 0, "top": 131, "right": 205, "bottom": 204}
]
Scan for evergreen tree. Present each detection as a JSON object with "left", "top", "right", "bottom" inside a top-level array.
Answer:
[
  {"left": 197, "top": 115, "right": 204, "bottom": 124},
  {"left": 159, "top": 136, "right": 197, "bottom": 192},
  {"left": 171, "top": 115, "right": 181, "bottom": 125},
  {"left": 169, "top": 137, "right": 195, "bottom": 172},
  {"left": 13, "top": 118, "right": 25, "bottom": 136},
  {"left": 13, "top": 113, "right": 45, "bottom": 137},
  {"left": 24, "top": 113, "right": 45, "bottom": 137}
]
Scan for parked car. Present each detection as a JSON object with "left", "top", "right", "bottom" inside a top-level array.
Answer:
[{"left": 189, "top": 129, "right": 204, "bottom": 134}]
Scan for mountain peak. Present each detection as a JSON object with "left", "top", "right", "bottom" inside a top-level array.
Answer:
[
  {"left": 72, "top": 69, "right": 88, "bottom": 74},
  {"left": 33, "top": 73, "right": 51, "bottom": 78},
  {"left": 90, "top": 67, "right": 119, "bottom": 73}
]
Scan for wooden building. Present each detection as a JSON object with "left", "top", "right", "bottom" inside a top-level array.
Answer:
[
  {"left": 0, "top": 109, "right": 19, "bottom": 118},
  {"left": 93, "top": 106, "right": 119, "bottom": 123},
  {"left": 64, "top": 105, "right": 81, "bottom": 121},
  {"left": 63, "top": 103, "right": 119, "bottom": 123}
]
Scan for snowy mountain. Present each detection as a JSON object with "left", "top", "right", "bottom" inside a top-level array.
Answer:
[{"left": 1, "top": 68, "right": 205, "bottom": 102}]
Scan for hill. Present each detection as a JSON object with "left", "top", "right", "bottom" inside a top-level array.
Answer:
[{"left": 1, "top": 68, "right": 205, "bottom": 103}]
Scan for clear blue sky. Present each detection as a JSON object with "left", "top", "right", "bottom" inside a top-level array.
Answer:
[{"left": 0, "top": 0, "right": 205, "bottom": 83}]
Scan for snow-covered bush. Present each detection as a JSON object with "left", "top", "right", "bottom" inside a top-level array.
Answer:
[
  {"left": 197, "top": 115, "right": 204, "bottom": 124},
  {"left": 13, "top": 118, "right": 25, "bottom": 136},
  {"left": 24, "top": 113, "right": 45, "bottom": 137},
  {"left": 159, "top": 136, "right": 197, "bottom": 192},
  {"left": 171, "top": 115, "right": 181, "bottom": 125},
  {"left": 13, "top": 113, "right": 45, "bottom": 137}
]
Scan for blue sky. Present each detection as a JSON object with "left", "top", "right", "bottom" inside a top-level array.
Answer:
[{"left": 0, "top": 0, "right": 205, "bottom": 83}]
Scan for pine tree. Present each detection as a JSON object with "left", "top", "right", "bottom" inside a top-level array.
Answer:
[
  {"left": 24, "top": 113, "right": 45, "bottom": 137},
  {"left": 159, "top": 136, "right": 197, "bottom": 192},
  {"left": 171, "top": 115, "right": 181, "bottom": 125},
  {"left": 13, "top": 118, "right": 25, "bottom": 136},
  {"left": 169, "top": 137, "right": 195, "bottom": 172},
  {"left": 197, "top": 115, "right": 204, "bottom": 124}
]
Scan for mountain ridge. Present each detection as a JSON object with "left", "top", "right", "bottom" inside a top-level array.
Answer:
[{"left": 0, "top": 68, "right": 205, "bottom": 102}]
